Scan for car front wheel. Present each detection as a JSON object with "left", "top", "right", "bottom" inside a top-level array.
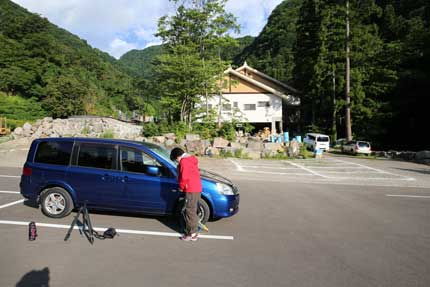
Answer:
[
  {"left": 176, "top": 197, "right": 211, "bottom": 225},
  {"left": 40, "top": 187, "right": 74, "bottom": 218}
]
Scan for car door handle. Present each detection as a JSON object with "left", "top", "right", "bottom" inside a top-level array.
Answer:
[
  {"left": 121, "top": 176, "right": 128, "bottom": 183},
  {"left": 171, "top": 189, "right": 178, "bottom": 193}
]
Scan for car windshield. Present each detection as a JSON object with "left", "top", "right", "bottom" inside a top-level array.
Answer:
[
  {"left": 144, "top": 143, "right": 177, "bottom": 167},
  {"left": 317, "top": 136, "right": 329, "bottom": 142},
  {"left": 358, "top": 142, "right": 370, "bottom": 148}
]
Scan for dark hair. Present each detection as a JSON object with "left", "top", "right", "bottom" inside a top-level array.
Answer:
[{"left": 170, "top": 147, "right": 185, "bottom": 161}]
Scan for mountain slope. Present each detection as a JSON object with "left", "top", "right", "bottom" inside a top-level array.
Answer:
[
  {"left": 118, "top": 36, "right": 255, "bottom": 79},
  {"left": 0, "top": 0, "right": 138, "bottom": 119},
  {"left": 234, "top": 0, "right": 302, "bottom": 84}
]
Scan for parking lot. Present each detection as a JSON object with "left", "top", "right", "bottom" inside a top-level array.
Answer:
[{"left": 1, "top": 154, "right": 430, "bottom": 287}]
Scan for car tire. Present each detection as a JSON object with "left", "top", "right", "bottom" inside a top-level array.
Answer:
[
  {"left": 175, "top": 197, "right": 211, "bottom": 225},
  {"left": 40, "top": 187, "right": 74, "bottom": 218},
  {"left": 197, "top": 198, "right": 210, "bottom": 225}
]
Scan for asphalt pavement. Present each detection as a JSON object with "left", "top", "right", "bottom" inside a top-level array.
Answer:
[{"left": 0, "top": 155, "right": 429, "bottom": 287}]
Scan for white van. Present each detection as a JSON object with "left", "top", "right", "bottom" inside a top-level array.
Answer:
[{"left": 304, "top": 133, "right": 330, "bottom": 151}]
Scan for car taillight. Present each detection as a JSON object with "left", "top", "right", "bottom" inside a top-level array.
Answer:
[
  {"left": 22, "top": 167, "right": 32, "bottom": 176},
  {"left": 356, "top": 144, "right": 360, "bottom": 149}
]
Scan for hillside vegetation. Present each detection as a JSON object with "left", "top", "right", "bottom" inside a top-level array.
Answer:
[{"left": 0, "top": 0, "right": 140, "bottom": 120}]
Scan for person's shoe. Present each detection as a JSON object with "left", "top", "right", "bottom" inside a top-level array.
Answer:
[
  {"left": 180, "top": 234, "right": 193, "bottom": 241},
  {"left": 191, "top": 233, "right": 199, "bottom": 242}
]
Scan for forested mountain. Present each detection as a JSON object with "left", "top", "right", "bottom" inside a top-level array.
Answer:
[
  {"left": 238, "top": 0, "right": 429, "bottom": 150},
  {"left": 0, "top": 0, "right": 140, "bottom": 124},
  {"left": 118, "top": 36, "right": 254, "bottom": 79},
  {"left": 234, "top": 0, "right": 302, "bottom": 84}
]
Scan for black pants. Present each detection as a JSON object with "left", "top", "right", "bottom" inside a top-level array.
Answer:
[{"left": 183, "top": 192, "right": 201, "bottom": 235}]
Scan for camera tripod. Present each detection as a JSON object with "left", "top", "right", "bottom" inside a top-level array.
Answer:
[{"left": 64, "top": 202, "right": 95, "bottom": 244}]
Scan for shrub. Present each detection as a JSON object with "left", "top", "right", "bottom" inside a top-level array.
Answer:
[
  {"left": 218, "top": 122, "right": 236, "bottom": 141},
  {"left": 100, "top": 130, "right": 115, "bottom": 138},
  {"left": 142, "top": 122, "right": 160, "bottom": 137}
]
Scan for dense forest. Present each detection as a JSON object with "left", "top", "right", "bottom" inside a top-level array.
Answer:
[
  {"left": 0, "top": 0, "right": 141, "bottom": 128},
  {"left": 1, "top": 0, "right": 428, "bottom": 150},
  {"left": 235, "top": 0, "right": 429, "bottom": 150}
]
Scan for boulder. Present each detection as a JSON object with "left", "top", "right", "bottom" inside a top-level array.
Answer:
[
  {"left": 230, "top": 142, "right": 245, "bottom": 149},
  {"left": 416, "top": 151, "right": 430, "bottom": 160},
  {"left": 247, "top": 141, "right": 262, "bottom": 150},
  {"left": 237, "top": 137, "right": 248, "bottom": 144},
  {"left": 186, "top": 134, "right": 200, "bottom": 141},
  {"left": 263, "top": 142, "right": 284, "bottom": 152},
  {"left": 213, "top": 137, "right": 229, "bottom": 148},
  {"left": 163, "top": 133, "right": 177, "bottom": 140},
  {"left": 186, "top": 140, "right": 205, "bottom": 155},
  {"left": 13, "top": 127, "right": 23, "bottom": 136},
  {"left": 23, "top": 122, "right": 32, "bottom": 131},
  {"left": 42, "top": 117, "right": 53, "bottom": 123},
  {"left": 165, "top": 139, "right": 176, "bottom": 147},
  {"left": 205, "top": 147, "right": 220, "bottom": 157},
  {"left": 153, "top": 136, "right": 166, "bottom": 144},
  {"left": 287, "top": 141, "right": 300, "bottom": 157},
  {"left": 243, "top": 148, "right": 261, "bottom": 159}
]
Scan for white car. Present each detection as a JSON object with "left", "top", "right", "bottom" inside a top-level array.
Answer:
[
  {"left": 341, "top": 140, "right": 371, "bottom": 155},
  {"left": 304, "top": 133, "right": 330, "bottom": 151}
]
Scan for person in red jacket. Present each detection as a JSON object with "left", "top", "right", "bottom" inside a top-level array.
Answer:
[{"left": 170, "top": 147, "right": 202, "bottom": 242}]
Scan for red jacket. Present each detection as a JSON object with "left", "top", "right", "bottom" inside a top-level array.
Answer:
[{"left": 178, "top": 155, "right": 202, "bottom": 193}]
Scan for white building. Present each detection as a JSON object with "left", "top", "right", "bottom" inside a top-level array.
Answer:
[{"left": 201, "top": 62, "right": 300, "bottom": 134}]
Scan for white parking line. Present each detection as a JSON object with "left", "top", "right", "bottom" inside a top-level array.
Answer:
[
  {"left": 0, "top": 174, "right": 20, "bottom": 178},
  {"left": 386, "top": 195, "right": 430, "bottom": 199},
  {"left": 0, "top": 191, "right": 20, "bottom": 194},
  {"left": 284, "top": 161, "right": 329, "bottom": 178},
  {"left": 229, "top": 159, "right": 244, "bottom": 172},
  {"left": 0, "top": 220, "right": 234, "bottom": 240},
  {"left": 333, "top": 159, "right": 415, "bottom": 180},
  {"left": 0, "top": 199, "right": 25, "bottom": 209}
]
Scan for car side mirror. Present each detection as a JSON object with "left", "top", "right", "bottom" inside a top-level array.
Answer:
[{"left": 145, "top": 166, "right": 160, "bottom": 176}]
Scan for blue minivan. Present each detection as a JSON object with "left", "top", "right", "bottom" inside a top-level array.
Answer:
[{"left": 20, "top": 138, "right": 239, "bottom": 223}]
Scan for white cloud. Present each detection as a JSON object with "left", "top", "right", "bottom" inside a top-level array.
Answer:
[
  {"left": 12, "top": 0, "right": 283, "bottom": 58},
  {"left": 109, "top": 38, "right": 137, "bottom": 59}
]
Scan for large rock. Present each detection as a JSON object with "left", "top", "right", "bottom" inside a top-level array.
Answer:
[
  {"left": 230, "top": 142, "right": 245, "bottom": 149},
  {"left": 185, "top": 140, "right": 205, "bottom": 155},
  {"left": 153, "top": 136, "right": 166, "bottom": 144},
  {"left": 263, "top": 142, "right": 284, "bottom": 152},
  {"left": 165, "top": 139, "right": 176, "bottom": 147},
  {"left": 213, "top": 137, "right": 229, "bottom": 148},
  {"left": 23, "top": 122, "right": 32, "bottom": 131},
  {"left": 416, "top": 151, "right": 430, "bottom": 160},
  {"left": 163, "top": 133, "right": 176, "bottom": 140},
  {"left": 186, "top": 134, "right": 200, "bottom": 141},
  {"left": 13, "top": 127, "right": 23, "bottom": 137},
  {"left": 243, "top": 148, "right": 261, "bottom": 159},
  {"left": 205, "top": 147, "right": 220, "bottom": 157},
  {"left": 247, "top": 141, "right": 263, "bottom": 150},
  {"left": 287, "top": 141, "right": 300, "bottom": 157}
]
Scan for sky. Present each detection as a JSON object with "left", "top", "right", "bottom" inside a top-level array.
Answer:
[{"left": 12, "top": 0, "right": 283, "bottom": 59}]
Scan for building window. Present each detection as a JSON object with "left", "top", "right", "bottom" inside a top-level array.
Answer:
[
  {"left": 244, "top": 104, "right": 256, "bottom": 111},
  {"left": 233, "top": 102, "right": 238, "bottom": 108},
  {"left": 258, "top": 101, "right": 270, "bottom": 108},
  {"left": 201, "top": 104, "right": 213, "bottom": 110},
  {"left": 222, "top": 104, "right": 232, "bottom": 111}
]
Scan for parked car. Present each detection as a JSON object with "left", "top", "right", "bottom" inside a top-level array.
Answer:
[
  {"left": 341, "top": 140, "right": 371, "bottom": 155},
  {"left": 332, "top": 138, "right": 347, "bottom": 148},
  {"left": 304, "top": 133, "right": 330, "bottom": 151},
  {"left": 20, "top": 138, "right": 240, "bottom": 224}
]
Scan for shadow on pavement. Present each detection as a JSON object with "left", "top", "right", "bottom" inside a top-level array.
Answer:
[
  {"left": 16, "top": 267, "right": 50, "bottom": 287},
  {"left": 395, "top": 168, "right": 430, "bottom": 175}
]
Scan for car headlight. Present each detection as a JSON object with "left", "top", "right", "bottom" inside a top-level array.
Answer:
[{"left": 216, "top": 182, "right": 234, "bottom": 195}]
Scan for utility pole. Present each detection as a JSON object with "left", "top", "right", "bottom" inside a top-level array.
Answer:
[{"left": 345, "top": 0, "right": 352, "bottom": 141}]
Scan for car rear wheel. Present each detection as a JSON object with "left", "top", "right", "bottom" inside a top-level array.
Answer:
[{"left": 40, "top": 187, "right": 74, "bottom": 218}]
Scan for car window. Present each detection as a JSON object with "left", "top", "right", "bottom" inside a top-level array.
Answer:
[
  {"left": 120, "top": 146, "right": 165, "bottom": 175},
  {"left": 317, "top": 136, "right": 329, "bottom": 142},
  {"left": 77, "top": 143, "right": 116, "bottom": 170},
  {"left": 34, "top": 141, "right": 73, "bottom": 166},
  {"left": 358, "top": 142, "right": 370, "bottom": 148}
]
